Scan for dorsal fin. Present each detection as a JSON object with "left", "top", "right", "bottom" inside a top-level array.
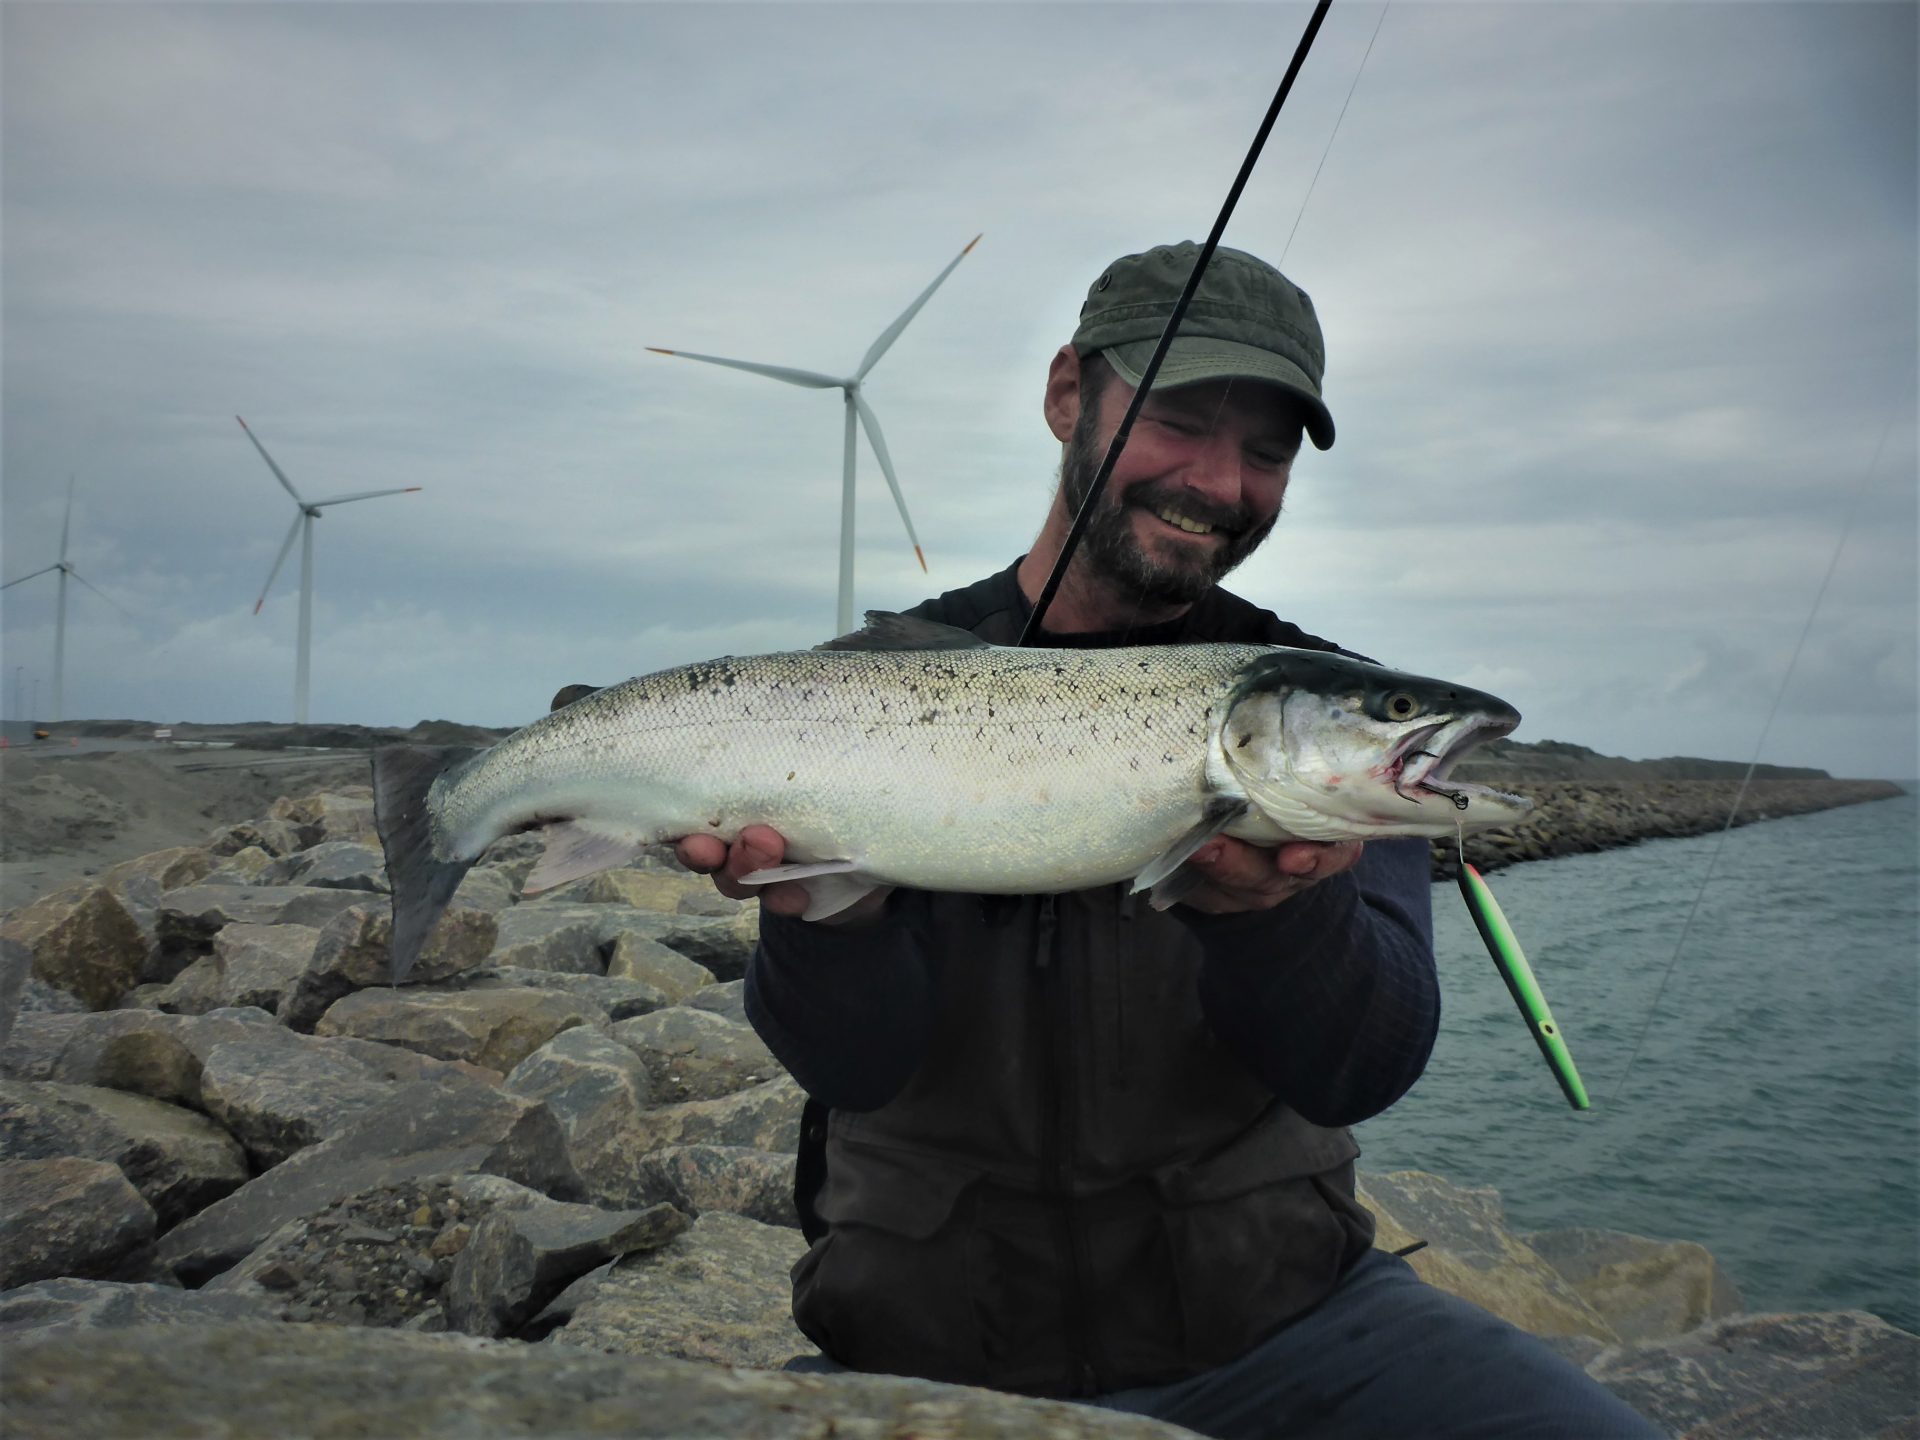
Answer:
[{"left": 815, "top": 611, "right": 993, "bottom": 652}]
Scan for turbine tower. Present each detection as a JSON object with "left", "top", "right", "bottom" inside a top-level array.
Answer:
[
  {"left": 0, "top": 475, "right": 128, "bottom": 722},
  {"left": 649, "top": 234, "right": 980, "bottom": 634},
  {"left": 237, "top": 416, "right": 421, "bottom": 724}
]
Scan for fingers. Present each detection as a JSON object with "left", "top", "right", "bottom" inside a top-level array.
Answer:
[
  {"left": 677, "top": 825, "right": 789, "bottom": 902},
  {"left": 1181, "top": 837, "right": 1364, "bottom": 913}
]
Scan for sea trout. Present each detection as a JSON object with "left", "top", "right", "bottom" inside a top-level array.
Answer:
[{"left": 372, "top": 613, "right": 1530, "bottom": 979}]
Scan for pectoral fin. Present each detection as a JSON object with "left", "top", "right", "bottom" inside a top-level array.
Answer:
[
  {"left": 522, "top": 821, "right": 649, "bottom": 894},
  {"left": 738, "top": 859, "right": 887, "bottom": 921},
  {"left": 1130, "top": 798, "right": 1251, "bottom": 897}
]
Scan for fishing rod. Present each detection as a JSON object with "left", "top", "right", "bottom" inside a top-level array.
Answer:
[{"left": 1016, "top": 0, "right": 1590, "bottom": 1111}]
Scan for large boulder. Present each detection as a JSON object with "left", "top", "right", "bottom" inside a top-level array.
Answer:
[
  {"left": 0, "top": 1278, "right": 276, "bottom": 1335},
  {"left": 1357, "top": 1170, "right": 1617, "bottom": 1341},
  {"left": 46, "top": 1008, "right": 281, "bottom": 1108},
  {"left": 154, "top": 1076, "right": 583, "bottom": 1285},
  {"left": 0, "top": 1322, "right": 1196, "bottom": 1439},
  {"left": 0, "top": 1078, "right": 249, "bottom": 1228},
  {"left": 279, "top": 902, "right": 498, "bottom": 1031},
  {"left": 634, "top": 1144, "right": 798, "bottom": 1229},
  {"left": 152, "top": 922, "right": 325, "bottom": 1017},
  {"left": 0, "top": 883, "right": 148, "bottom": 1010},
  {"left": 315, "top": 986, "right": 603, "bottom": 1074},
  {"left": 1585, "top": 1310, "right": 1920, "bottom": 1439},
  {"left": 610, "top": 1005, "right": 780, "bottom": 1104},
  {"left": 630, "top": 1075, "right": 806, "bottom": 1154},
  {"left": 0, "top": 1157, "right": 156, "bottom": 1289},
  {"left": 503, "top": 1027, "right": 654, "bottom": 1208},
  {"left": 549, "top": 1210, "right": 812, "bottom": 1368},
  {"left": 1523, "top": 1225, "right": 1745, "bottom": 1342},
  {"left": 256, "top": 841, "right": 390, "bottom": 893}
]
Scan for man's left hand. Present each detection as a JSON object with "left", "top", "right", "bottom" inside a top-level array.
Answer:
[{"left": 1176, "top": 838, "right": 1364, "bottom": 914}]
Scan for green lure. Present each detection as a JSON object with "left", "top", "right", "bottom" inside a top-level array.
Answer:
[{"left": 1456, "top": 862, "right": 1590, "bottom": 1111}]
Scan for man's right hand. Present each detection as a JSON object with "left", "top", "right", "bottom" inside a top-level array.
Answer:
[{"left": 675, "top": 824, "right": 891, "bottom": 925}]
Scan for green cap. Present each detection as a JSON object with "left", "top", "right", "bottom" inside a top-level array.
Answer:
[{"left": 1071, "top": 241, "right": 1334, "bottom": 450}]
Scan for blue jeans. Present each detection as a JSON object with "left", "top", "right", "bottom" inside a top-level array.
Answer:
[{"left": 788, "top": 1249, "right": 1665, "bottom": 1439}]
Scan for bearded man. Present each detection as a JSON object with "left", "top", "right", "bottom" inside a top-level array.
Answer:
[{"left": 675, "top": 242, "right": 1662, "bottom": 1439}]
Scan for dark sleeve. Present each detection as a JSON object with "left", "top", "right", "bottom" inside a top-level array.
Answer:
[
  {"left": 1184, "top": 837, "right": 1438, "bottom": 1127},
  {"left": 743, "top": 897, "right": 939, "bottom": 1112}
]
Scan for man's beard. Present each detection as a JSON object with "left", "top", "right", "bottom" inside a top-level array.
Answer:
[{"left": 1058, "top": 400, "right": 1278, "bottom": 609}]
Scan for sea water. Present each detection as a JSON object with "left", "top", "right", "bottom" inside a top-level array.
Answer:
[{"left": 1353, "top": 788, "right": 1919, "bottom": 1333}]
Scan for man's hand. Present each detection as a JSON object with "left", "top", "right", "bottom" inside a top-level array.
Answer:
[
  {"left": 1175, "top": 837, "right": 1364, "bottom": 915},
  {"left": 675, "top": 824, "right": 891, "bottom": 925}
]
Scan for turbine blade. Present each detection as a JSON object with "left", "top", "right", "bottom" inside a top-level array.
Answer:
[
  {"left": 236, "top": 416, "right": 306, "bottom": 505},
  {"left": 67, "top": 568, "right": 134, "bottom": 619},
  {"left": 0, "top": 564, "right": 59, "bottom": 591},
  {"left": 311, "top": 486, "right": 423, "bottom": 507},
  {"left": 59, "top": 475, "right": 75, "bottom": 562},
  {"left": 646, "top": 348, "right": 842, "bottom": 389},
  {"left": 854, "top": 233, "right": 982, "bottom": 381},
  {"left": 852, "top": 394, "right": 926, "bottom": 571},
  {"left": 254, "top": 514, "right": 303, "bottom": 614}
]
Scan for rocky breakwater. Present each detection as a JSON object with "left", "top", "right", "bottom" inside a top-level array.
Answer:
[
  {"left": 1, "top": 781, "right": 1914, "bottom": 1438},
  {"left": 1433, "top": 740, "right": 1906, "bottom": 877}
]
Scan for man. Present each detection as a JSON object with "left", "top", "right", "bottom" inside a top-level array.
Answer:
[{"left": 674, "top": 242, "right": 1661, "bottom": 1439}]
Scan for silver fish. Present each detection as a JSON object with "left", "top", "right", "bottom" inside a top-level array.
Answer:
[{"left": 372, "top": 613, "right": 1529, "bottom": 979}]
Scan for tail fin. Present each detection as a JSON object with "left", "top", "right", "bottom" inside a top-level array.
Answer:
[{"left": 372, "top": 744, "right": 484, "bottom": 984}]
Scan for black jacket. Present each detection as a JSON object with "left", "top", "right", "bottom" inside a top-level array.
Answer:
[{"left": 746, "top": 562, "right": 1440, "bottom": 1396}]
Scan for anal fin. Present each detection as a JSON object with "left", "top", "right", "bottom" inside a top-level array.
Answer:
[
  {"left": 738, "top": 859, "right": 886, "bottom": 922},
  {"left": 522, "top": 821, "right": 649, "bottom": 895}
]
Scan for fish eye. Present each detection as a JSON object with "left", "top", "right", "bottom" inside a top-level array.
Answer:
[{"left": 1384, "top": 692, "right": 1421, "bottom": 721}]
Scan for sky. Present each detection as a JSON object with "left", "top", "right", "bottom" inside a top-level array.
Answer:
[{"left": 3, "top": 1, "right": 1915, "bottom": 779}]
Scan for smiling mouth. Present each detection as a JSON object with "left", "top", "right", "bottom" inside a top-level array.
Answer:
[{"left": 1150, "top": 504, "right": 1220, "bottom": 537}]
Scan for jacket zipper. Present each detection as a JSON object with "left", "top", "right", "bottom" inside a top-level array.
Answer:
[{"left": 1035, "top": 894, "right": 1099, "bottom": 1395}]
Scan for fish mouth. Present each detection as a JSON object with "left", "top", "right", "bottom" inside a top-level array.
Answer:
[{"left": 1383, "top": 713, "right": 1524, "bottom": 814}]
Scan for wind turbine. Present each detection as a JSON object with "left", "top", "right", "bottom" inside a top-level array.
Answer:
[
  {"left": 649, "top": 234, "right": 981, "bottom": 634},
  {"left": 0, "top": 475, "right": 130, "bottom": 722},
  {"left": 237, "top": 416, "right": 420, "bottom": 724}
]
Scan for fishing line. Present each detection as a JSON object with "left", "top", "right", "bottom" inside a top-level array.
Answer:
[
  {"left": 1019, "top": 0, "right": 1334, "bottom": 645},
  {"left": 1608, "top": 412, "right": 1900, "bottom": 1103},
  {"left": 1279, "top": 1, "right": 1390, "bottom": 270}
]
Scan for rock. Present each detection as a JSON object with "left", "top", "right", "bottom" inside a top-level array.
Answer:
[
  {"left": 683, "top": 978, "right": 748, "bottom": 1025},
  {"left": 1523, "top": 1225, "right": 1745, "bottom": 1342},
  {"left": 203, "top": 815, "right": 304, "bottom": 857},
  {"left": 0, "top": 1321, "right": 1196, "bottom": 1438},
  {"left": 449, "top": 866, "right": 518, "bottom": 913},
  {"left": 489, "top": 906, "right": 609, "bottom": 974},
  {"left": 0, "top": 936, "right": 30, "bottom": 1050},
  {"left": 275, "top": 791, "right": 378, "bottom": 847},
  {"left": 643, "top": 911, "right": 759, "bottom": 984},
  {"left": 629, "top": 1075, "right": 806, "bottom": 1154},
  {"left": 195, "top": 1032, "right": 414, "bottom": 1168},
  {"left": 153, "top": 885, "right": 367, "bottom": 961},
  {"left": 1357, "top": 1170, "right": 1617, "bottom": 1341},
  {"left": 635, "top": 1145, "right": 798, "bottom": 1228},
  {"left": 315, "top": 986, "right": 603, "bottom": 1074},
  {"left": 1, "top": 1013, "right": 89, "bottom": 1082},
  {"left": 0, "top": 883, "right": 148, "bottom": 1010},
  {"left": 568, "top": 869, "right": 743, "bottom": 916},
  {"left": 0, "top": 1078, "right": 249, "bottom": 1228},
  {"left": 97, "top": 847, "right": 216, "bottom": 900},
  {"left": 279, "top": 902, "right": 498, "bottom": 1031},
  {"left": 610, "top": 1005, "right": 780, "bottom": 1103},
  {"left": 206, "top": 1174, "right": 509, "bottom": 1330},
  {"left": 550, "top": 1210, "right": 812, "bottom": 1368},
  {"left": 0, "top": 1278, "right": 277, "bottom": 1335},
  {"left": 151, "top": 922, "right": 325, "bottom": 1018},
  {"left": 200, "top": 846, "right": 274, "bottom": 885},
  {"left": 453, "top": 965, "right": 671, "bottom": 1021},
  {"left": 256, "top": 842, "right": 390, "bottom": 893},
  {"left": 47, "top": 1007, "right": 280, "bottom": 1107},
  {"left": 605, "top": 934, "right": 716, "bottom": 1004},
  {"left": 446, "top": 1198, "right": 689, "bottom": 1337},
  {"left": 154, "top": 1077, "right": 583, "bottom": 1285},
  {"left": 0, "top": 1157, "right": 156, "bottom": 1289},
  {"left": 503, "top": 1027, "right": 654, "bottom": 1207},
  {"left": 1586, "top": 1310, "right": 1920, "bottom": 1439}
]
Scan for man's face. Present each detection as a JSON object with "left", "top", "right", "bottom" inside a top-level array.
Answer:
[{"left": 1060, "top": 365, "right": 1301, "bottom": 609}]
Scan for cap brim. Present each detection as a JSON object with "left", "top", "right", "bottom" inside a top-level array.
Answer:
[{"left": 1104, "top": 337, "right": 1334, "bottom": 450}]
